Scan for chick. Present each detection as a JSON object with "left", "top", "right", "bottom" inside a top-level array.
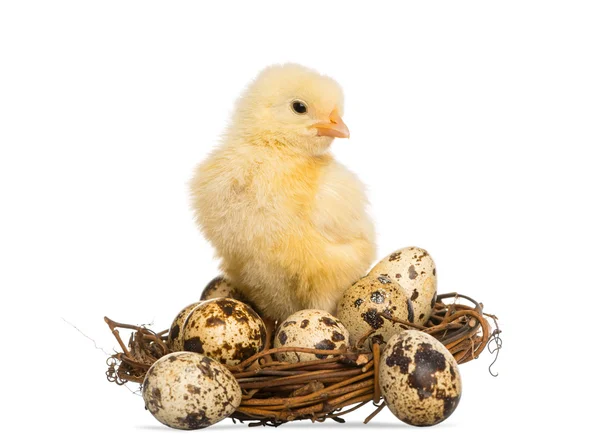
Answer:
[{"left": 190, "top": 63, "right": 376, "bottom": 322}]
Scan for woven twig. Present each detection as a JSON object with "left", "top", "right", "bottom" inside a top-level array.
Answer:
[{"left": 105, "top": 293, "right": 500, "bottom": 425}]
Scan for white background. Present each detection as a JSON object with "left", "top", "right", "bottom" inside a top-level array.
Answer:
[{"left": 1, "top": 1, "right": 598, "bottom": 442}]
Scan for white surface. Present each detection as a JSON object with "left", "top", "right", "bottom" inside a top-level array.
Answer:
[{"left": 1, "top": 1, "right": 598, "bottom": 442}]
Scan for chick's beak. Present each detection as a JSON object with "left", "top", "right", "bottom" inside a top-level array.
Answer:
[{"left": 311, "top": 108, "right": 350, "bottom": 138}]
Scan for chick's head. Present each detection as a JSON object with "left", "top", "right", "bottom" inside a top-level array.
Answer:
[{"left": 229, "top": 63, "right": 349, "bottom": 156}]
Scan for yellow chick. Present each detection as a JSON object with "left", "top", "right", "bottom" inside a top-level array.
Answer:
[{"left": 190, "top": 63, "right": 376, "bottom": 322}]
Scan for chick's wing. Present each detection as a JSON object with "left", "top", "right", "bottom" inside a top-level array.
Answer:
[{"left": 311, "top": 162, "right": 374, "bottom": 244}]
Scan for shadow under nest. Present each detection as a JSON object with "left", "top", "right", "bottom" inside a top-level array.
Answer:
[{"left": 105, "top": 293, "right": 501, "bottom": 426}]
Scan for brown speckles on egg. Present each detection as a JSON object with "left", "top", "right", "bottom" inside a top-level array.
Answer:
[
  {"left": 274, "top": 309, "right": 350, "bottom": 363},
  {"left": 181, "top": 298, "right": 265, "bottom": 366},
  {"left": 258, "top": 323, "right": 267, "bottom": 345},
  {"left": 205, "top": 316, "right": 225, "bottom": 327},
  {"left": 361, "top": 308, "right": 385, "bottom": 329},
  {"left": 389, "top": 251, "right": 402, "bottom": 261},
  {"left": 406, "top": 300, "right": 415, "bottom": 323},
  {"left": 215, "top": 298, "right": 236, "bottom": 316},
  {"left": 183, "top": 337, "right": 204, "bottom": 354},
  {"left": 411, "top": 289, "right": 419, "bottom": 301},
  {"left": 314, "top": 339, "right": 336, "bottom": 359},
  {"left": 442, "top": 395, "right": 460, "bottom": 418},
  {"left": 320, "top": 317, "right": 338, "bottom": 327},
  {"left": 370, "top": 290, "right": 385, "bottom": 304},
  {"left": 186, "top": 384, "right": 202, "bottom": 395},
  {"left": 278, "top": 330, "right": 288, "bottom": 345},
  {"left": 200, "top": 276, "right": 246, "bottom": 303},
  {"left": 177, "top": 411, "right": 211, "bottom": 429},
  {"left": 377, "top": 275, "right": 392, "bottom": 284},
  {"left": 233, "top": 343, "right": 257, "bottom": 362},
  {"left": 331, "top": 331, "right": 345, "bottom": 342},
  {"left": 385, "top": 339, "right": 412, "bottom": 374},
  {"left": 142, "top": 352, "right": 241, "bottom": 429},
  {"left": 379, "top": 331, "right": 461, "bottom": 427},
  {"left": 167, "top": 302, "right": 204, "bottom": 351},
  {"left": 145, "top": 386, "right": 163, "bottom": 414},
  {"left": 337, "top": 275, "right": 413, "bottom": 350},
  {"left": 408, "top": 265, "right": 418, "bottom": 280},
  {"left": 169, "top": 324, "right": 180, "bottom": 342},
  {"left": 201, "top": 276, "right": 225, "bottom": 300},
  {"left": 407, "top": 343, "right": 447, "bottom": 400},
  {"left": 449, "top": 363, "right": 456, "bottom": 379},
  {"left": 369, "top": 247, "right": 438, "bottom": 326}
]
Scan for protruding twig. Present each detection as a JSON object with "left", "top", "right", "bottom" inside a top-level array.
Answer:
[
  {"left": 372, "top": 342, "right": 381, "bottom": 403},
  {"left": 363, "top": 402, "right": 386, "bottom": 424}
]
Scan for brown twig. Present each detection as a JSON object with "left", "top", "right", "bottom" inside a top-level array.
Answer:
[
  {"left": 363, "top": 402, "right": 386, "bottom": 424},
  {"left": 104, "top": 292, "right": 500, "bottom": 425},
  {"left": 372, "top": 342, "right": 381, "bottom": 403}
]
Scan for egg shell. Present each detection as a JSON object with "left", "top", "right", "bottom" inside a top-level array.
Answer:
[
  {"left": 167, "top": 302, "right": 205, "bottom": 351},
  {"left": 200, "top": 276, "right": 244, "bottom": 301},
  {"left": 369, "top": 247, "right": 437, "bottom": 325},
  {"left": 273, "top": 309, "right": 350, "bottom": 363},
  {"left": 142, "top": 352, "right": 242, "bottom": 430},
  {"left": 379, "top": 330, "right": 461, "bottom": 426},
  {"left": 337, "top": 274, "right": 414, "bottom": 350},
  {"left": 182, "top": 298, "right": 266, "bottom": 366}
]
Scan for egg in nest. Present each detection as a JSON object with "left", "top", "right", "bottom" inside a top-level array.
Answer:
[
  {"left": 379, "top": 330, "right": 461, "bottom": 426},
  {"left": 142, "top": 352, "right": 241, "bottom": 429},
  {"left": 182, "top": 298, "right": 266, "bottom": 366},
  {"left": 167, "top": 301, "right": 205, "bottom": 351},
  {"left": 200, "top": 276, "right": 245, "bottom": 301},
  {"left": 337, "top": 274, "right": 414, "bottom": 350},
  {"left": 273, "top": 309, "right": 350, "bottom": 363},
  {"left": 369, "top": 246, "right": 437, "bottom": 325}
]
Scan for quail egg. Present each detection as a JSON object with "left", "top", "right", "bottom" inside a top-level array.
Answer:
[
  {"left": 182, "top": 298, "right": 266, "bottom": 366},
  {"left": 167, "top": 301, "right": 205, "bottom": 352},
  {"left": 379, "top": 330, "right": 461, "bottom": 426},
  {"left": 273, "top": 309, "right": 350, "bottom": 363},
  {"left": 142, "top": 352, "right": 242, "bottom": 430},
  {"left": 200, "top": 276, "right": 244, "bottom": 301},
  {"left": 337, "top": 274, "right": 414, "bottom": 350},
  {"left": 369, "top": 247, "right": 437, "bottom": 325}
]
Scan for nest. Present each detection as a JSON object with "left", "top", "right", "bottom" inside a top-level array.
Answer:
[{"left": 105, "top": 293, "right": 501, "bottom": 426}]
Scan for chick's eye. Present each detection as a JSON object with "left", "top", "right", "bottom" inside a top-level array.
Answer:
[{"left": 292, "top": 101, "right": 307, "bottom": 114}]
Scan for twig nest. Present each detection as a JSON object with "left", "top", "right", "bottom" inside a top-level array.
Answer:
[
  {"left": 369, "top": 247, "right": 437, "bottom": 325},
  {"left": 274, "top": 309, "right": 350, "bottom": 363},
  {"left": 142, "top": 352, "right": 242, "bottom": 430},
  {"left": 167, "top": 302, "right": 205, "bottom": 351},
  {"left": 379, "top": 331, "right": 461, "bottom": 426},
  {"left": 337, "top": 275, "right": 413, "bottom": 350},
  {"left": 182, "top": 298, "right": 266, "bottom": 365}
]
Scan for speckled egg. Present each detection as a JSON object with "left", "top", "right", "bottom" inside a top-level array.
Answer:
[
  {"left": 273, "top": 309, "right": 350, "bottom": 363},
  {"left": 200, "top": 276, "right": 244, "bottom": 301},
  {"left": 337, "top": 274, "right": 414, "bottom": 350},
  {"left": 379, "top": 331, "right": 461, "bottom": 426},
  {"left": 167, "top": 302, "right": 205, "bottom": 351},
  {"left": 142, "top": 352, "right": 242, "bottom": 430},
  {"left": 369, "top": 247, "right": 437, "bottom": 325},
  {"left": 182, "top": 298, "right": 266, "bottom": 366}
]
